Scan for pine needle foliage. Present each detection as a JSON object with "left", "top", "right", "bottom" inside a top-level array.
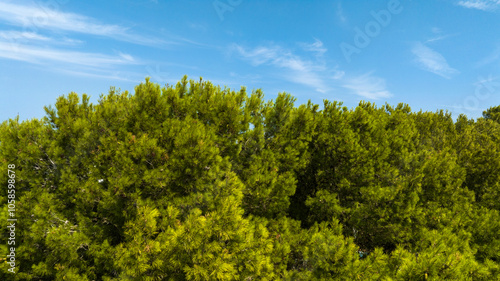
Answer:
[{"left": 1, "top": 76, "right": 499, "bottom": 280}]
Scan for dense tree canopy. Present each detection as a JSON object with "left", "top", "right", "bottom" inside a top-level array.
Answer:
[{"left": 1, "top": 76, "right": 500, "bottom": 280}]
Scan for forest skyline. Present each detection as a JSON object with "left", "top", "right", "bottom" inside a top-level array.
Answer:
[
  {"left": 1, "top": 76, "right": 500, "bottom": 279},
  {"left": 2, "top": 0, "right": 500, "bottom": 122}
]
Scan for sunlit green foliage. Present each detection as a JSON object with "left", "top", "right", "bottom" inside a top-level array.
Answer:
[{"left": 1, "top": 76, "right": 499, "bottom": 280}]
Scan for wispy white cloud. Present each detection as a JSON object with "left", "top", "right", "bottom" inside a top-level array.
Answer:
[
  {"left": 0, "top": 38, "right": 142, "bottom": 81},
  {"left": 232, "top": 45, "right": 281, "bottom": 66},
  {"left": 342, "top": 72, "right": 392, "bottom": 100},
  {"left": 231, "top": 42, "right": 329, "bottom": 92},
  {"left": 0, "top": 30, "right": 50, "bottom": 41},
  {"left": 411, "top": 42, "right": 459, "bottom": 79},
  {"left": 230, "top": 41, "right": 392, "bottom": 98},
  {"left": 0, "top": 2, "right": 124, "bottom": 35},
  {"left": 299, "top": 38, "right": 327, "bottom": 57},
  {"left": 474, "top": 74, "right": 500, "bottom": 86},
  {"left": 424, "top": 27, "right": 458, "bottom": 44},
  {"left": 424, "top": 28, "right": 458, "bottom": 44},
  {"left": 0, "top": 41, "right": 138, "bottom": 67},
  {"left": 457, "top": 0, "right": 500, "bottom": 11},
  {"left": 425, "top": 33, "right": 459, "bottom": 44},
  {"left": 118, "top": 52, "right": 135, "bottom": 62},
  {"left": 0, "top": 1, "right": 171, "bottom": 47},
  {"left": 426, "top": 35, "right": 450, "bottom": 43},
  {"left": 0, "top": 30, "right": 84, "bottom": 45}
]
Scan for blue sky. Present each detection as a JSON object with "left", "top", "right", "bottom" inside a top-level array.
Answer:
[{"left": 1, "top": 0, "right": 500, "bottom": 122}]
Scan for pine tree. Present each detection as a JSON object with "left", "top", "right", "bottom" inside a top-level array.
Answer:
[{"left": 1, "top": 77, "right": 499, "bottom": 280}]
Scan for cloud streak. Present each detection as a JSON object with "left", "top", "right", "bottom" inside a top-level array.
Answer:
[
  {"left": 0, "top": 1, "right": 171, "bottom": 47},
  {"left": 457, "top": 0, "right": 500, "bottom": 11},
  {"left": 0, "top": 30, "right": 84, "bottom": 46},
  {"left": 0, "top": 30, "right": 50, "bottom": 41},
  {"left": 342, "top": 72, "right": 392, "bottom": 100},
  {"left": 231, "top": 42, "right": 329, "bottom": 92},
  {"left": 231, "top": 41, "right": 393, "bottom": 99},
  {"left": 0, "top": 41, "right": 138, "bottom": 67},
  {"left": 299, "top": 38, "right": 327, "bottom": 57},
  {"left": 411, "top": 42, "right": 459, "bottom": 79},
  {"left": 425, "top": 33, "right": 459, "bottom": 44}
]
